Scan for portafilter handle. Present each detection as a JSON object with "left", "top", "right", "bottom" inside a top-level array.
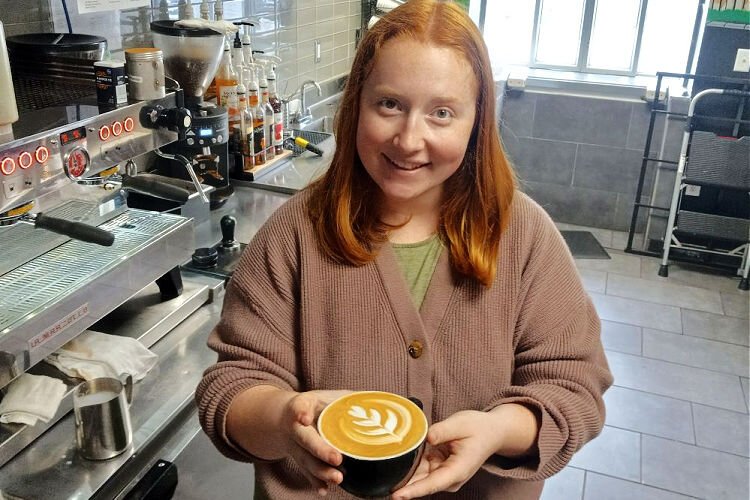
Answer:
[
  {"left": 153, "top": 149, "right": 210, "bottom": 204},
  {"left": 31, "top": 213, "right": 115, "bottom": 246}
]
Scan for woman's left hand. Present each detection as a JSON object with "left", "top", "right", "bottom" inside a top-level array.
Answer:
[{"left": 390, "top": 410, "right": 502, "bottom": 500}]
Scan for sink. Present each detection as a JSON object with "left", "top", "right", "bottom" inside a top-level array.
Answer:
[{"left": 294, "top": 115, "right": 334, "bottom": 133}]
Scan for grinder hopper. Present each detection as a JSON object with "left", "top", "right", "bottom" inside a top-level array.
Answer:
[{"left": 151, "top": 20, "right": 224, "bottom": 108}]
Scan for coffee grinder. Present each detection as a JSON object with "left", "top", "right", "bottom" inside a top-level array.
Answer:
[{"left": 150, "top": 20, "right": 233, "bottom": 209}]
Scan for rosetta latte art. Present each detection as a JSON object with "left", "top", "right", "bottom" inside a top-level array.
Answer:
[
  {"left": 319, "top": 391, "right": 428, "bottom": 459},
  {"left": 346, "top": 401, "right": 413, "bottom": 446}
]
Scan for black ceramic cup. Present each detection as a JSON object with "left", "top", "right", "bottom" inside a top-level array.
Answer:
[{"left": 318, "top": 392, "right": 427, "bottom": 499}]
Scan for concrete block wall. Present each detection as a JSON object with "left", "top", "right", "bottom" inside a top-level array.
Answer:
[{"left": 500, "top": 90, "right": 674, "bottom": 232}]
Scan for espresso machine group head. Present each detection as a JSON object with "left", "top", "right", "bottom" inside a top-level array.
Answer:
[{"left": 150, "top": 20, "right": 232, "bottom": 209}]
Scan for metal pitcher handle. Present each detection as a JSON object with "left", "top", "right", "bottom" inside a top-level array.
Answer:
[{"left": 120, "top": 373, "right": 134, "bottom": 405}]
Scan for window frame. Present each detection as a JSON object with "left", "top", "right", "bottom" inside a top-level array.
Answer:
[{"left": 476, "top": 0, "right": 702, "bottom": 78}]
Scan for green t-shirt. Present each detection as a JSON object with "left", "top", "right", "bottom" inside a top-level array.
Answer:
[{"left": 391, "top": 234, "right": 443, "bottom": 309}]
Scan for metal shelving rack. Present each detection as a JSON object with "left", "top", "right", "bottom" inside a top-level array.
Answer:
[{"left": 625, "top": 72, "right": 750, "bottom": 290}]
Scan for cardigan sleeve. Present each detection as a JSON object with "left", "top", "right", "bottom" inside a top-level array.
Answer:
[
  {"left": 482, "top": 203, "right": 613, "bottom": 481},
  {"left": 195, "top": 207, "right": 302, "bottom": 462}
]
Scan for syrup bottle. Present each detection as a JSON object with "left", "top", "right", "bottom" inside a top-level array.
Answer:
[{"left": 215, "top": 40, "right": 239, "bottom": 122}]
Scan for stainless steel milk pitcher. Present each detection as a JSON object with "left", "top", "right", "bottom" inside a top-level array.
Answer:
[{"left": 73, "top": 375, "right": 133, "bottom": 460}]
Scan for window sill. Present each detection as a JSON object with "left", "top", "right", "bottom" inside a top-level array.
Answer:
[{"left": 493, "top": 65, "right": 691, "bottom": 102}]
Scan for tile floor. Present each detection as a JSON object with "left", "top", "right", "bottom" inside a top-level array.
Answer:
[{"left": 541, "top": 224, "right": 750, "bottom": 500}]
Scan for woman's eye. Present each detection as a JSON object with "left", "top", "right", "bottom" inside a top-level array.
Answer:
[
  {"left": 434, "top": 108, "right": 452, "bottom": 119},
  {"left": 379, "top": 99, "right": 398, "bottom": 110}
]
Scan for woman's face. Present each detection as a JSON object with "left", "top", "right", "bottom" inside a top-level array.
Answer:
[{"left": 356, "top": 37, "right": 478, "bottom": 213}]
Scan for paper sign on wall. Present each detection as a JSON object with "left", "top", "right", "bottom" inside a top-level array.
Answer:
[{"left": 77, "top": 0, "right": 150, "bottom": 15}]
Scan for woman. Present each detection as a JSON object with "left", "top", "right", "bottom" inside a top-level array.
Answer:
[{"left": 196, "top": 1, "right": 613, "bottom": 498}]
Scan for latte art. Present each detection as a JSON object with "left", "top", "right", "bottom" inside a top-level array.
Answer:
[
  {"left": 347, "top": 401, "right": 412, "bottom": 445},
  {"left": 318, "top": 391, "right": 427, "bottom": 460}
]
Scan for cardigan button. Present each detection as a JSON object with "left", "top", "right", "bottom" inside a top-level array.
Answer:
[{"left": 408, "top": 340, "right": 423, "bottom": 359}]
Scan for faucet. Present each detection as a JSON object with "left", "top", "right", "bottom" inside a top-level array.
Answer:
[{"left": 289, "top": 80, "right": 322, "bottom": 125}]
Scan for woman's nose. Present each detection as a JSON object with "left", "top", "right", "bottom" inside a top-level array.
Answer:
[{"left": 393, "top": 116, "right": 425, "bottom": 153}]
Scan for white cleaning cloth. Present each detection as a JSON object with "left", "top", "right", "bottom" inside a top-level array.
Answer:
[
  {"left": 0, "top": 374, "right": 67, "bottom": 426},
  {"left": 46, "top": 330, "right": 158, "bottom": 382},
  {"left": 174, "top": 19, "right": 239, "bottom": 35}
]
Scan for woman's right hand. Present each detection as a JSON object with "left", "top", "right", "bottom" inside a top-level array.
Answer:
[{"left": 281, "top": 390, "right": 352, "bottom": 495}]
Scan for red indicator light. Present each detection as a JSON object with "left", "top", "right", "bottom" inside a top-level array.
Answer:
[
  {"left": 18, "top": 151, "right": 33, "bottom": 169},
  {"left": 1, "top": 157, "right": 16, "bottom": 175},
  {"left": 35, "top": 146, "right": 49, "bottom": 163}
]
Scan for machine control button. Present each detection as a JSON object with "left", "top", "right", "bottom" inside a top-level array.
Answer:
[
  {"left": 217, "top": 134, "right": 223, "bottom": 142},
  {"left": 123, "top": 116, "right": 135, "bottom": 132},
  {"left": 1, "top": 157, "right": 16, "bottom": 176},
  {"left": 186, "top": 138, "right": 194, "bottom": 146},
  {"left": 18, "top": 151, "right": 33, "bottom": 169},
  {"left": 99, "top": 125, "right": 111, "bottom": 141},
  {"left": 199, "top": 139, "right": 204, "bottom": 145},
  {"left": 64, "top": 147, "right": 90, "bottom": 179},
  {"left": 112, "top": 121, "right": 123, "bottom": 136},
  {"left": 35, "top": 146, "right": 49, "bottom": 163},
  {"left": 211, "top": 138, "right": 217, "bottom": 144}
]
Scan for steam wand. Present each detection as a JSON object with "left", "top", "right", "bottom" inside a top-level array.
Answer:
[{"left": 153, "top": 149, "right": 210, "bottom": 203}]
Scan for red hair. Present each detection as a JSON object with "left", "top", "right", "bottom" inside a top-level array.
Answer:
[{"left": 307, "top": 0, "right": 516, "bottom": 286}]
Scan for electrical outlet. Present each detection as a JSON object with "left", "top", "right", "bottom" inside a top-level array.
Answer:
[
  {"left": 734, "top": 48, "right": 750, "bottom": 73},
  {"left": 685, "top": 184, "right": 701, "bottom": 196}
]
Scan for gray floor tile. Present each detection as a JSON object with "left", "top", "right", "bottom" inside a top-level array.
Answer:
[
  {"left": 540, "top": 466, "right": 585, "bottom": 500},
  {"left": 643, "top": 329, "right": 750, "bottom": 377},
  {"left": 609, "top": 230, "right": 637, "bottom": 252},
  {"left": 579, "top": 268, "right": 607, "bottom": 294},
  {"left": 682, "top": 309, "right": 749, "bottom": 347},
  {"left": 692, "top": 403, "right": 750, "bottom": 457},
  {"left": 641, "top": 258, "right": 747, "bottom": 295},
  {"left": 601, "top": 320, "right": 642, "bottom": 355},
  {"left": 721, "top": 292, "right": 749, "bottom": 319},
  {"left": 606, "top": 274, "right": 724, "bottom": 315},
  {"left": 742, "top": 377, "right": 750, "bottom": 412},
  {"left": 569, "top": 426, "right": 641, "bottom": 482},
  {"left": 606, "top": 351, "right": 747, "bottom": 412},
  {"left": 642, "top": 435, "right": 750, "bottom": 500},
  {"left": 583, "top": 472, "right": 699, "bottom": 500},
  {"left": 576, "top": 251, "right": 641, "bottom": 277},
  {"left": 604, "top": 386, "right": 694, "bottom": 443},
  {"left": 591, "top": 292, "right": 682, "bottom": 333}
]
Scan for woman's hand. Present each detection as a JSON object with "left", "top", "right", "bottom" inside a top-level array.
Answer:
[
  {"left": 390, "top": 410, "right": 501, "bottom": 499},
  {"left": 281, "top": 390, "right": 353, "bottom": 495},
  {"left": 227, "top": 387, "right": 351, "bottom": 496},
  {"left": 390, "top": 403, "right": 539, "bottom": 499}
]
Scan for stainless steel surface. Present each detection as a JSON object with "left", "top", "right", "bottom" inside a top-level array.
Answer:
[
  {"left": 0, "top": 208, "right": 194, "bottom": 373},
  {"left": 0, "top": 93, "right": 181, "bottom": 214},
  {"left": 0, "top": 287, "right": 223, "bottom": 499},
  {"left": 74, "top": 376, "right": 134, "bottom": 461},
  {"left": 194, "top": 185, "right": 292, "bottom": 247},
  {"left": 234, "top": 131, "right": 335, "bottom": 195}
]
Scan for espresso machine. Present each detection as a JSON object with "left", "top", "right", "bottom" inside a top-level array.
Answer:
[
  {"left": 0, "top": 33, "right": 225, "bottom": 499},
  {"left": 149, "top": 20, "right": 233, "bottom": 209}
]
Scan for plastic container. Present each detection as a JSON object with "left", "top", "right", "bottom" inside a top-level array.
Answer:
[
  {"left": 125, "top": 48, "right": 166, "bottom": 101},
  {"left": 0, "top": 22, "right": 19, "bottom": 137}
]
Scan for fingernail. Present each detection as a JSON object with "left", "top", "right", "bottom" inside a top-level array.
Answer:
[{"left": 318, "top": 487, "right": 327, "bottom": 496}]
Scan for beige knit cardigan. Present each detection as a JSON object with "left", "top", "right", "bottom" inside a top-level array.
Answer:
[{"left": 196, "top": 191, "right": 613, "bottom": 499}]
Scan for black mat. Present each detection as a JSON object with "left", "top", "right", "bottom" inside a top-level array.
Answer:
[{"left": 561, "top": 231, "right": 611, "bottom": 259}]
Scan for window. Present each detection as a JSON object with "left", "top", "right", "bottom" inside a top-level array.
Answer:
[{"left": 477, "top": 0, "right": 703, "bottom": 76}]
